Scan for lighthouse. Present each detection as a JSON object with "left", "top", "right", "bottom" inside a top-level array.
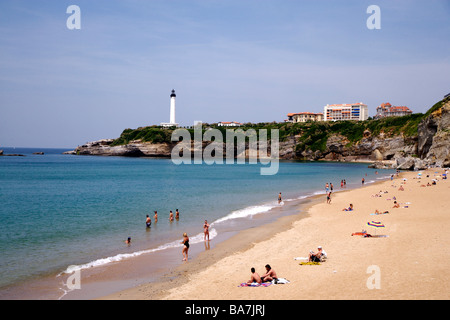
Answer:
[
  {"left": 170, "top": 89, "right": 176, "bottom": 124},
  {"left": 161, "top": 89, "right": 179, "bottom": 128}
]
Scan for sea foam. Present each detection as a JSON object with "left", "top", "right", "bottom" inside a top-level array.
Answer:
[{"left": 59, "top": 228, "right": 218, "bottom": 275}]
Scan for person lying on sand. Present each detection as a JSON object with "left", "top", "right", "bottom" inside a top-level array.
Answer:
[
  {"left": 342, "top": 204, "right": 353, "bottom": 211},
  {"left": 374, "top": 209, "right": 389, "bottom": 215},
  {"left": 247, "top": 267, "right": 262, "bottom": 284},
  {"left": 393, "top": 201, "right": 400, "bottom": 208},
  {"left": 351, "top": 230, "right": 372, "bottom": 237}
]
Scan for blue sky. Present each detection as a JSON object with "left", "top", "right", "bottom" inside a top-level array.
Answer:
[{"left": 1, "top": 0, "right": 449, "bottom": 148}]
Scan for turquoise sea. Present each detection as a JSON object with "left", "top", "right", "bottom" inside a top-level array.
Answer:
[{"left": 0, "top": 148, "right": 395, "bottom": 296}]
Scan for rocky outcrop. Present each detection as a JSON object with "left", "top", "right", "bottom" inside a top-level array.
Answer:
[
  {"left": 65, "top": 97, "right": 450, "bottom": 170},
  {"left": 294, "top": 132, "right": 416, "bottom": 167},
  {"left": 64, "top": 139, "right": 174, "bottom": 157},
  {"left": 417, "top": 98, "right": 450, "bottom": 167}
]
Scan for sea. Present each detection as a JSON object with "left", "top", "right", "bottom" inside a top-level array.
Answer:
[{"left": 0, "top": 147, "right": 395, "bottom": 299}]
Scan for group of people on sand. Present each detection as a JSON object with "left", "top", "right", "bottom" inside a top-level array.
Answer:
[
  {"left": 245, "top": 246, "right": 327, "bottom": 285},
  {"left": 247, "top": 264, "right": 278, "bottom": 284},
  {"left": 326, "top": 179, "right": 347, "bottom": 204}
]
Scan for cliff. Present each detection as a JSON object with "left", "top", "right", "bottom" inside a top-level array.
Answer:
[
  {"left": 417, "top": 96, "right": 450, "bottom": 167},
  {"left": 64, "top": 97, "right": 450, "bottom": 170}
]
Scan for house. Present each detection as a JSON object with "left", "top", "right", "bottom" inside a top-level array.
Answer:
[
  {"left": 286, "top": 112, "right": 324, "bottom": 123},
  {"left": 375, "top": 103, "right": 412, "bottom": 119},
  {"left": 217, "top": 121, "right": 243, "bottom": 127}
]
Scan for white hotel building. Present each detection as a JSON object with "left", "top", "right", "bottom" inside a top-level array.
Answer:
[{"left": 323, "top": 102, "right": 369, "bottom": 121}]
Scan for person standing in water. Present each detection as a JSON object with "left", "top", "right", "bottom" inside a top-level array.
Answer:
[
  {"left": 146, "top": 215, "right": 151, "bottom": 228},
  {"left": 154, "top": 211, "right": 158, "bottom": 223},
  {"left": 181, "top": 232, "right": 189, "bottom": 261},
  {"left": 169, "top": 210, "right": 174, "bottom": 222},
  {"left": 203, "top": 220, "right": 210, "bottom": 241},
  {"left": 175, "top": 209, "right": 180, "bottom": 220},
  {"left": 278, "top": 192, "right": 282, "bottom": 204}
]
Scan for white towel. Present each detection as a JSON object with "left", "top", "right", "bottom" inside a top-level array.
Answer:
[{"left": 273, "top": 278, "right": 290, "bottom": 284}]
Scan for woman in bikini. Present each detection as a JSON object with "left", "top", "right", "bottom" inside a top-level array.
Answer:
[{"left": 203, "top": 220, "right": 210, "bottom": 241}]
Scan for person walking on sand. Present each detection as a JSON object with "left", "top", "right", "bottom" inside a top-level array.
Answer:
[
  {"left": 146, "top": 215, "right": 151, "bottom": 228},
  {"left": 203, "top": 220, "right": 210, "bottom": 241},
  {"left": 247, "top": 267, "right": 262, "bottom": 284},
  {"left": 181, "top": 232, "right": 189, "bottom": 261},
  {"left": 326, "top": 191, "right": 331, "bottom": 204}
]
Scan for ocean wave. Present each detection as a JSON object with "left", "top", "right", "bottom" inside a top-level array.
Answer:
[
  {"left": 58, "top": 228, "right": 218, "bottom": 275},
  {"left": 211, "top": 204, "right": 276, "bottom": 225}
]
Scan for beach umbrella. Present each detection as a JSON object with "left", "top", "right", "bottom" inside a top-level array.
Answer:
[{"left": 367, "top": 221, "right": 385, "bottom": 235}]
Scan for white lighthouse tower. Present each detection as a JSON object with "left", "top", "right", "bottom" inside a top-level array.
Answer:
[{"left": 161, "top": 89, "right": 179, "bottom": 128}]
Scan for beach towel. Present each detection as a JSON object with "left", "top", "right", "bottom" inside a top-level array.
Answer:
[
  {"left": 238, "top": 282, "right": 272, "bottom": 287},
  {"left": 299, "top": 261, "right": 321, "bottom": 265},
  {"left": 273, "top": 278, "right": 290, "bottom": 284}
]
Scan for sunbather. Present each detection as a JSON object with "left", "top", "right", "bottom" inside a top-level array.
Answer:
[
  {"left": 308, "top": 246, "right": 327, "bottom": 262},
  {"left": 261, "top": 264, "right": 278, "bottom": 283},
  {"left": 247, "top": 267, "right": 262, "bottom": 284},
  {"left": 342, "top": 203, "right": 353, "bottom": 211}
]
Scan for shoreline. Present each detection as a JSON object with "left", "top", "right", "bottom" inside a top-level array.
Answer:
[
  {"left": 99, "top": 175, "right": 388, "bottom": 300},
  {"left": 0, "top": 159, "right": 390, "bottom": 300},
  {"left": 99, "top": 194, "right": 325, "bottom": 300},
  {"left": 102, "top": 168, "right": 450, "bottom": 300}
]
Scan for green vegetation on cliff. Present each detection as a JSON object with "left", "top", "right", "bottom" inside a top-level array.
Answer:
[
  {"left": 111, "top": 113, "right": 424, "bottom": 150},
  {"left": 111, "top": 97, "right": 449, "bottom": 155}
]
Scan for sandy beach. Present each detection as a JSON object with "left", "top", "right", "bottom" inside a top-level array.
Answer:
[{"left": 102, "top": 169, "right": 449, "bottom": 300}]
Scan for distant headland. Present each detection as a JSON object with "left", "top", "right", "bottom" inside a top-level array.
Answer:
[{"left": 64, "top": 96, "right": 450, "bottom": 171}]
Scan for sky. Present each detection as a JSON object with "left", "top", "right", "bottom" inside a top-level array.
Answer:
[{"left": 0, "top": 0, "right": 449, "bottom": 148}]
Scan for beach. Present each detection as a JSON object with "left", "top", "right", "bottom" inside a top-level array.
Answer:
[{"left": 102, "top": 168, "right": 450, "bottom": 300}]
